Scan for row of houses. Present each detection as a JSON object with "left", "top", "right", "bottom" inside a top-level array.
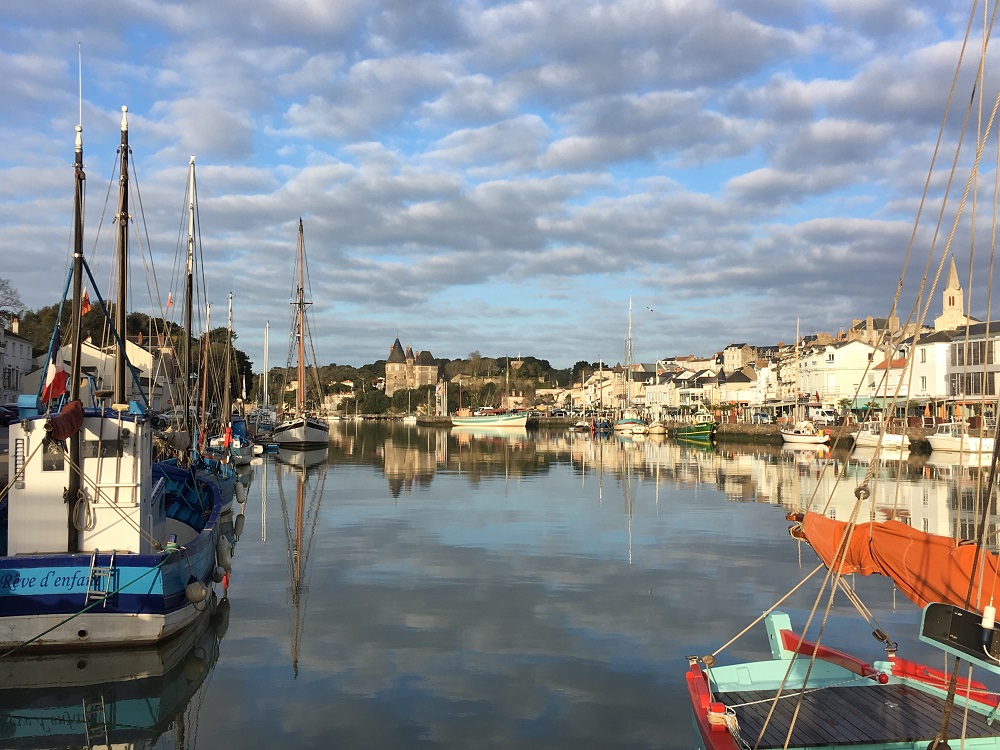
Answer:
[{"left": 555, "top": 259, "right": 994, "bottom": 422}]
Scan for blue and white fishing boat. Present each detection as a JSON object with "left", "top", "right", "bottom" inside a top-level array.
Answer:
[{"left": 0, "top": 109, "right": 227, "bottom": 652}]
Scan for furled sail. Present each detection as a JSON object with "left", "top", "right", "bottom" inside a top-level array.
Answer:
[{"left": 789, "top": 511, "right": 1000, "bottom": 612}]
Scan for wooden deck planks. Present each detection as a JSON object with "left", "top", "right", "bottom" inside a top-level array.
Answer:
[{"left": 721, "top": 684, "right": 1000, "bottom": 747}]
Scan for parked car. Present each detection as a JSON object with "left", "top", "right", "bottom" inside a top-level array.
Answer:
[
  {"left": 809, "top": 408, "right": 839, "bottom": 426},
  {"left": 751, "top": 412, "right": 772, "bottom": 424}
]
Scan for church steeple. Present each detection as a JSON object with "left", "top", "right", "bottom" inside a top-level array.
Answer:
[{"left": 934, "top": 255, "right": 968, "bottom": 331}]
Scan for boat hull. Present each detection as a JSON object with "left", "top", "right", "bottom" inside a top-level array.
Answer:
[
  {"left": 272, "top": 415, "right": 330, "bottom": 448},
  {"left": 451, "top": 413, "right": 529, "bottom": 428}
]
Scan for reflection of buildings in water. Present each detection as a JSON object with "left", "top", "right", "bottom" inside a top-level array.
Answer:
[{"left": 383, "top": 436, "right": 438, "bottom": 497}]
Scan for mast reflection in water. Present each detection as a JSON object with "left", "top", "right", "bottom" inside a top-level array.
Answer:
[{"left": 179, "top": 423, "right": 1000, "bottom": 748}]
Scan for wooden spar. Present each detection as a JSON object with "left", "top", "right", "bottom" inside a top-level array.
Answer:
[{"left": 296, "top": 219, "right": 306, "bottom": 415}]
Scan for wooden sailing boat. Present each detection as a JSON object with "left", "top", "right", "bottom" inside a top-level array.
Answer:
[
  {"left": 687, "top": 6, "right": 1000, "bottom": 746},
  {"left": 0, "top": 108, "right": 224, "bottom": 650},
  {"left": 272, "top": 220, "right": 330, "bottom": 449}
]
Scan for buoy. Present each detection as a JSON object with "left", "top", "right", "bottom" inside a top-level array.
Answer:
[
  {"left": 235, "top": 513, "right": 246, "bottom": 536},
  {"left": 216, "top": 538, "right": 233, "bottom": 572},
  {"left": 236, "top": 481, "right": 247, "bottom": 504},
  {"left": 212, "top": 566, "right": 226, "bottom": 583},
  {"left": 185, "top": 577, "right": 209, "bottom": 604}
]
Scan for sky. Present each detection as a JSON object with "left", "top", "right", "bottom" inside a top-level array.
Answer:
[{"left": 0, "top": 0, "right": 987, "bottom": 370}]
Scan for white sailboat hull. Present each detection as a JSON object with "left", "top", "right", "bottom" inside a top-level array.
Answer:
[{"left": 271, "top": 416, "right": 330, "bottom": 448}]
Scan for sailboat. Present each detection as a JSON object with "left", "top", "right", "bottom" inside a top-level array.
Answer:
[
  {"left": 272, "top": 220, "right": 330, "bottom": 449},
  {"left": 207, "top": 292, "right": 254, "bottom": 465},
  {"left": 157, "top": 156, "right": 238, "bottom": 514},
  {"left": 613, "top": 299, "right": 648, "bottom": 435},
  {"left": 0, "top": 109, "right": 225, "bottom": 650},
  {"left": 687, "top": 8, "right": 1000, "bottom": 747}
]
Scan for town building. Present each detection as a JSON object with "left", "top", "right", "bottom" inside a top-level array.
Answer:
[{"left": 1, "top": 317, "right": 33, "bottom": 405}]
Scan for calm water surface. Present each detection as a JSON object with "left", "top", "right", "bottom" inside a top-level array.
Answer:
[{"left": 8, "top": 423, "right": 999, "bottom": 748}]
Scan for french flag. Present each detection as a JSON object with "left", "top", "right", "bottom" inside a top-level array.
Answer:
[{"left": 41, "top": 327, "right": 70, "bottom": 402}]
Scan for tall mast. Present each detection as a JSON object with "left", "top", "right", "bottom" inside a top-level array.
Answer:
[
  {"left": 223, "top": 291, "right": 233, "bottom": 423},
  {"left": 263, "top": 320, "right": 269, "bottom": 410},
  {"left": 624, "top": 298, "right": 633, "bottom": 411},
  {"left": 296, "top": 219, "right": 306, "bottom": 414},
  {"left": 114, "top": 106, "right": 129, "bottom": 402},
  {"left": 182, "top": 156, "right": 196, "bottom": 433},
  {"left": 67, "top": 118, "right": 86, "bottom": 551}
]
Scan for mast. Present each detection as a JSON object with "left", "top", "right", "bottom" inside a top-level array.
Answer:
[
  {"left": 223, "top": 291, "right": 233, "bottom": 424},
  {"left": 182, "top": 156, "right": 197, "bottom": 434},
  {"left": 624, "top": 299, "right": 633, "bottom": 413},
  {"left": 67, "top": 118, "right": 86, "bottom": 551},
  {"left": 198, "top": 302, "right": 211, "bottom": 446},
  {"left": 296, "top": 219, "right": 306, "bottom": 415},
  {"left": 114, "top": 106, "right": 129, "bottom": 402},
  {"left": 263, "top": 320, "right": 269, "bottom": 412}
]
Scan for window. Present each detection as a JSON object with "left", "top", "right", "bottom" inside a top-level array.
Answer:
[
  {"left": 920, "top": 349, "right": 926, "bottom": 363},
  {"left": 920, "top": 376, "right": 927, "bottom": 391}
]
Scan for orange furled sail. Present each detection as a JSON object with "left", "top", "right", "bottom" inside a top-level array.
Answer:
[{"left": 791, "top": 512, "right": 1000, "bottom": 612}]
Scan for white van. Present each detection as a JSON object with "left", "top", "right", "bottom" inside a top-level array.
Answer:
[{"left": 809, "top": 408, "right": 838, "bottom": 425}]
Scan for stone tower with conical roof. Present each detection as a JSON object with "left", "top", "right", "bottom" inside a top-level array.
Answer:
[{"left": 934, "top": 256, "right": 970, "bottom": 331}]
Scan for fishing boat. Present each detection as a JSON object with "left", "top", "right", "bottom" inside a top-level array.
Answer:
[
  {"left": 927, "top": 421, "right": 995, "bottom": 454},
  {"left": 687, "top": 9, "right": 1000, "bottom": 745},
  {"left": 779, "top": 419, "right": 830, "bottom": 445},
  {"left": 272, "top": 220, "right": 330, "bottom": 449},
  {"left": 0, "top": 109, "right": 227, "bottom": 651},
  {"left": 671, "top": 409, "right": 717, "bottom": 442}
]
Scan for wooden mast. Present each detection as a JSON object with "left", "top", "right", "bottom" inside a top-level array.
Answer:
[{"left": 296, "top": 219, "right": 306, "bottom": 415}]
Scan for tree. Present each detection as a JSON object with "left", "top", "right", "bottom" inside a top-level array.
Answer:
[{"left": 0, "top": 277, "right": 22, "bottom": 321}]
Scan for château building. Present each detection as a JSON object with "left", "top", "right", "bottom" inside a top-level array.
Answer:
[{"left": 384, "top": 337, "right": 439, "bottom": 397}]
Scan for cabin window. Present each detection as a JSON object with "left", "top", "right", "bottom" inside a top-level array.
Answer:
[
  {"left": 82, "top": 439, "right": 124, "bottom": 459},
  {"left": 42, "top": 441, "right": 64, "bottom": 472}
]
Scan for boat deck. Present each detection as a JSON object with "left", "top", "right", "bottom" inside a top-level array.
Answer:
[{"left": 723, "top": 683, "right": 1000, "bottom": 747}]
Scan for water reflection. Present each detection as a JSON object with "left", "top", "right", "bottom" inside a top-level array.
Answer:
[
  {"left": 0, "top": 594, "right": 228, "bottom": 748},
  {"left": 274, "top": 449, "right": 328, "bottom": 677},
  {"left": 328, "top": 421, "right": 1000, "bottom": 545}
]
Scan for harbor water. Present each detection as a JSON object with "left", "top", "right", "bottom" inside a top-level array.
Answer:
[{"left": 5, "top": 421, "right": 998, "bottom": 748}]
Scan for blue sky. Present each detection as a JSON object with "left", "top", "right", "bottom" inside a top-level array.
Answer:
[{"left": 0, "top": 0, "right": 983, "bottom": 369}]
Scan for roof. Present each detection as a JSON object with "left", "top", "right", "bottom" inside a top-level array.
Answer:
[{"left": 387, "top": 338, "right": 406, "bottom": 363}]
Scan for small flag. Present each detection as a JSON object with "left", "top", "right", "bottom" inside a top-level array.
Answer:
[
  {"left": 80, "top": 290, "right": 92, "bottom": 316},
  {"left": 167, "top": 292, "right": 174, "bottom": 308},
  {"left": 41, "top": 327, "right": 70, "bottom": 402}
]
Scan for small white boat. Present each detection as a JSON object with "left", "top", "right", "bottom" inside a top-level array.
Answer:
[
  {"left": 852, "top": 419, "right": 910, "bottom": 449},
  {"left": 927, "top": 421, "right": 995, "bottom": 453},
  {"left": 451, "top": 411, "right": 529, "bottom": 428},
  {"left": 780, "top": 419, "right": 830, "bottom": 445}
]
